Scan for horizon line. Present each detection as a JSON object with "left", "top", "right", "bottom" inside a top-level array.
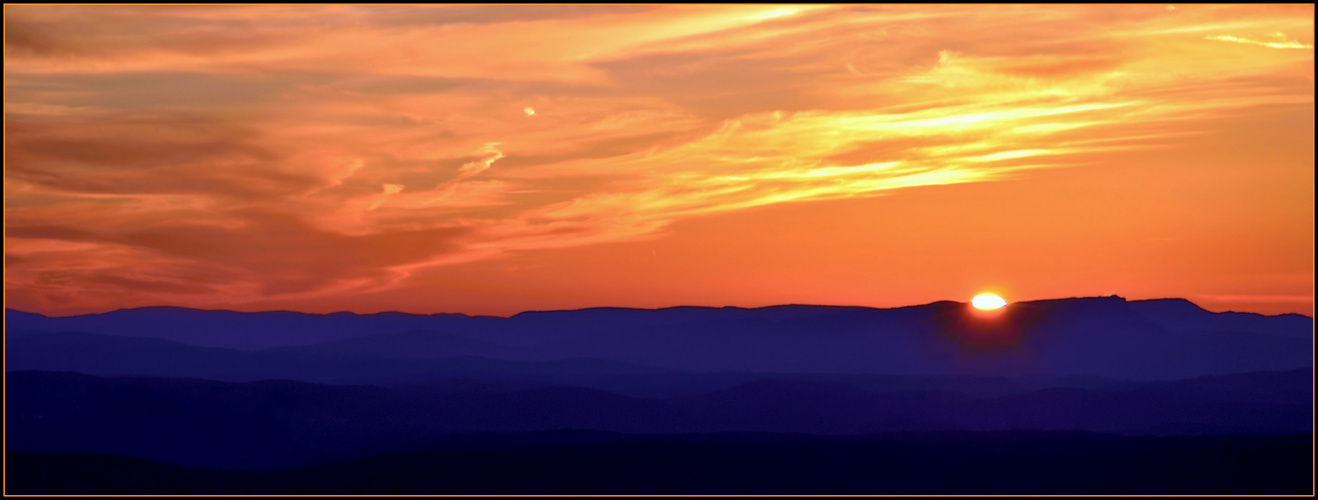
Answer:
[{"left": 5, "top": 295, "right": 1314, "bottom": 320}]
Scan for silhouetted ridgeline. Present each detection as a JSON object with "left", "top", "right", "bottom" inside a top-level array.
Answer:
[
  {"left": 7, "top": 296, "right": 1313, "bottom": 379},
  {"left": 5, "top": 296, "right": 1313, "bottom": 494}
]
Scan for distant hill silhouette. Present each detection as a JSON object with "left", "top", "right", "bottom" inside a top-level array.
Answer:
[
  {"left": 8, "top": 296, "right": 1312, "bottom": 380},
  {"left": 5, "top": 331, "right": 675, "bottom": 388}
]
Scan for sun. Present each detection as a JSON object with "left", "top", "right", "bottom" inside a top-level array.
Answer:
[{"left": 971, "top": 293, "right": 1007, "bottom": 310}]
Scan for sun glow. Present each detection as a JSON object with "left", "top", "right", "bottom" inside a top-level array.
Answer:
[
  {"left": 972, "top": 293, "right": 1008, "bottom": 310},
  {"left": 2, "top": 5, "right": 1312, "bottom": 317}
]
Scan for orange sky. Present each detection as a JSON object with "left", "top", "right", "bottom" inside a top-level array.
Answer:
[{"left": 4, "top": 5, "right": 1314, "bottom": 317}]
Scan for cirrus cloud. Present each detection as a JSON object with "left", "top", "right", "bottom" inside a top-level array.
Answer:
[{"left": 5, "top": 4, "right": 1313, "bottom": 314}]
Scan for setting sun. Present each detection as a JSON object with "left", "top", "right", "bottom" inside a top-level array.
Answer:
[
  {"left": 2, "top": 6, "right": 1311, "bottom": 494},
  {"left": 972, "top": 294, "right": 1008, "bottom": 310},
  {"left": 3, "top": 5, "right": 1311, "bottom": 318}
]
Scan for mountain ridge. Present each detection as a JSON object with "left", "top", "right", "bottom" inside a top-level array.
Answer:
[
  {"left": 7, "top": 296, "right": 1311, "bottom": 379},
  {"left": 9, "top": 295, "right": 1311, "bottom": 320}
]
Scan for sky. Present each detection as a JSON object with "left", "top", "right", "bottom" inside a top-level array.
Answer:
[{"left": 3, "top": 5, "right": 1314, "bottom": 317}]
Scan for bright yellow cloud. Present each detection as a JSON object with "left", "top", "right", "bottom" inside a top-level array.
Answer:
[
  {"left": 1205, "top": 34, "right": 1314, "bottom": 49},
  {"left": 4, "top": 4, "right": 1312, "bottom": 312}
]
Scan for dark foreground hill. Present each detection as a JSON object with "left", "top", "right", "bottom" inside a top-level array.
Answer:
[
  {"left": 7, "top": 431, "right": 1312, "bottom": 495},
  {"left": 6, "top": 369, "right": 1311, "bottom": 470}
]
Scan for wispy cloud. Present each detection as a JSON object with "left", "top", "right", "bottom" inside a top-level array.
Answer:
[
  {"left": 1206, "top": 33, "right": 1313, "bottom": 49},
  {"left": 456, "top": 143, "right": 504, "bottom": 179},
  {"left": 4, "top": 4, "right": 1312, "bottom": 314}
]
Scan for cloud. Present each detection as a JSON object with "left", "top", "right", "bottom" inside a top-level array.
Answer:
[
  {"left": 5, "top": 4, "right": 1313, "bottom": 313},
  {"left": 4, "top": 114, "right": 320, "bottom": 199},
  {"left": 455, "top": 143, "right": 504, "bottom": 179},
  {"left": 5, "top": 210, "right": 474, "bottom": 307},
  {"left": 1205, "top": 34, "right": 1314, "bottom": 49}
]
